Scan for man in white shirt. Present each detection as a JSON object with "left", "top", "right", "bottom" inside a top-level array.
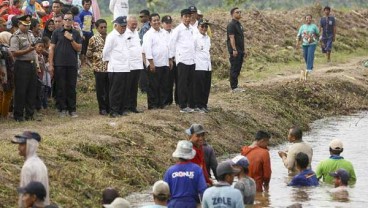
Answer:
[
  {"left": 194, "top": 18, "right": 211, "bottom": 113},
  {"left": 188, "top": 6, "right": 199, "bottom": 35},
  {"left": 102, "top": 16, "right": 130, "bottom": 117},
  {"left": 161, "top": 15, "right": 178, "bottom": 106},
  {"left": 169, "top": 9, "right": 196, "bottom": 113},
  {"left": 109, "top": 0, "right": 129, "bottom": 20},
  {"left": 11, "top": 131, "right": 50, "bottom": 207},
  {"left": 126, "top": 16, "right": 144, "bottom": 113},
  {"left": 142, "top": 13, "right": 171, "bottom": 110}
]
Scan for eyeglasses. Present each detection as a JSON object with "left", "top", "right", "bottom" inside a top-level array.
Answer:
[
  {"left": 63, "top": 19, "right": 73, "bottom": 21},
  {"left": 200, "top": 25, "right": 208, "bottom": 29}
]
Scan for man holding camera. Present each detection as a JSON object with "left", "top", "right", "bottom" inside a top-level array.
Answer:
[{"left": 9, "top": 15, "right": 38, "bottom": 122}]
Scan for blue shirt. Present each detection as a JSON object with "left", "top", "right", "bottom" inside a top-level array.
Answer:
[
  {"left": 320, "top": 16, "right": 336, "bottom": 37},
  {"left": 202, "top": 182, "right": 244, "bottom": 208},
  {"left": 139, "top": 21, "right": 151, "bottom": 44},
  {"left": 164, "top": 162, "right": 207, "bottom": 205},
  {"left": 79, "top": 10, "right": 94, "bottom": 37},
  {"left": 288, "top": 169, "right": 319, "bottom": 187}
]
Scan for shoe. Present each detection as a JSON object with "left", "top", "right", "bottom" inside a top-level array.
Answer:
[
  {"left": 69, "top": 111, "right": 78, "bottom": 118},
  {"left": 120, "top": 111, "right": 129, "bottom": 116},
  {"left": 110, "top": 113, "right": 120, "bottom": 118},
  {"left": 194, "top": 108, "right": 201, "bottom": 112},
  {"left": 14, "top": 117, "right": 25, "bottom": 122},
  {"left": 180, "top": 108, "right": 189, "bottom": 113},
  {"left": 130, "top": 108, "right": 142, "bottom": 113},
  {"left": 99, "top": 110, "right": 108, "bottom": 115},
  {"left": 186, "top": 107, "right": 194, "bottom": 113},
  {"left": 232, "top": 87, "right": 245, "bottom": 93},
  {"left": 59, "top": 110, "right": 68, "bottom": 118},
  {"left": 201, "top": 107, "right": 209, "bottom": 113}
]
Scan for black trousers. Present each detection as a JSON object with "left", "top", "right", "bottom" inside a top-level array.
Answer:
[
  {"left": 127, "top": 70, "right": 141, "bottom": 110},
  {"left": 138, "top": 64, "right": 148, "bottom": 93},
  {"left": 54, "top": 66, "right": 78, "bottom": 112},
  {"left": 147, "top": 66, "right": 169, "bottom": 109},
  {"left": 94, "top": 72, "right": 109, "bottom": 112},
  {"left": 13, "top": 60, "right": 37, "bottom": 120},
  {"left": 194, "top": 70, "right": 212, "bottom": 108},
  {"left": 165, "top": 61, "right": 178, "bottom": 105},
  {"left": 229, "top": 53, "right": 244, "bottom": 89},
  {"left": 177, "top": 63, "right": 195, "bottom": 109},
  {"left": 109, "top": 72, "right": 129, "bottom": 115}
]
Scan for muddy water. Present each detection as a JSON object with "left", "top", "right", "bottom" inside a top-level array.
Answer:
[{"left": 126, "top": 112, "right": 368, "bottom": 207}]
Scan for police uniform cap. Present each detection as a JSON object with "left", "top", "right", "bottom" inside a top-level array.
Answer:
[
  {"left": 161, "top": 15, "right": 172, "bottom": 24},
  {"left": 18, "top": 15, "right": 32, "bottom": 26}
]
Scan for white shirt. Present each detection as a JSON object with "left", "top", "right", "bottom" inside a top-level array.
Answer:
[
  {"left": 194, "top": 32, "right": 211, "bottom": 71},
  {"left": 142, "top": 27, "right": 170, "bottom": 67},
  {"left": 169, "top": 23, "right": 195, "bottom": 65},
  {"left": 109, "top": 0, "right": 129, "bottom": 20},
  {"left": 103, "top": 29, "right": 130, "bottom": 73},
  {"left": 125, "top": 28, "right": 144, "bottom": 70}
]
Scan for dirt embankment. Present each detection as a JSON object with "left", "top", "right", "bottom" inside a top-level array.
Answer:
[{"left": 0, "top": 6, "right": 368, "bottom": 208}]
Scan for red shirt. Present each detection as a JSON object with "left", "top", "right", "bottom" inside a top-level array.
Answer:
[
  {"left": 190, "top": 145, "right": 212, "bottom": 185},
  {"left": 241, "top": 145, "right": 272, "bottom": 192}
]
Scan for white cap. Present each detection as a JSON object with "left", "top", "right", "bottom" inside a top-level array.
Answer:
[
  {"left": 329, "top": 139, "right": 343, "bottom": 150},
  {"left": 152, "top": 180, "right": 170, "bottom": 196},
  {"left": 103, "top": 197, "right": 131, "bottom": 208}
]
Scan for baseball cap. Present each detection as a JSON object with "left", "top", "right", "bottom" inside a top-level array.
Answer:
[
  {"left": 185, "top": 124, "right": 207, "bottom": 135},
  {"left": 329, "top": 168, "right": 350, "bottom": 184},
  {"left": 103, "top": 197, "right": 131, "bottom": 208},
  {"left": 329, "top": 139, "right": 343, "bottom": 151},
  {"left": 152, "top": 180, "right": 170, "bottom": 196},
  {"left": 232, "top": 155, "right": 249, "bottom": 168},
  {"left": 181, "top": 9, "right": 192, "bottom": 16},
  {"left": 172, "top": 140, "right": 196, "bottom": 160},
  {"left": 11, "top": 131, "right": 41, "bottom": 144},
  {"left": 161, "top": 15, "right": 172, "bottom": 24},
  {"left": 113, "top": 16, "right": 127, "bottom": 26},
  {"left": 216, "top": 160, "right": 240, "bottom": 177},
  {"left": 198, "top": 18, "right": 210, "bottom": 26},
  {"left": 17, "top": 181, "right": 46, "bottom": 201},
  {"left": 188, "top": 6, "right": 197, "bottom": 13}
]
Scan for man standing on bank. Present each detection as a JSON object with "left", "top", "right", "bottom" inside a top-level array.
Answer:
[
  {"left": 49, "top": 11, "right": 82, "bottom": 118},
  {"left": 170, "top": 8, "right": 196, "bottom": 113},
  {"left": 9, "top": 15, "right": 37, "bottom": 122},
  {"left": 102, "top": 16, "right": 130, "bottom": 118},
  {"left": 142, "top": 13, "right": 171, "bottom": 110},
  {"left": 319, "top": 6, "right": 336, "bottom": 63},
  {"left": 227, "top": 7, "right": 245, "bottom": 92}
]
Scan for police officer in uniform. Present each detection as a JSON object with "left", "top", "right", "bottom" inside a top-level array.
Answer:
[{"left": 9, "top": 15, "right": 37, "bottom": 122}]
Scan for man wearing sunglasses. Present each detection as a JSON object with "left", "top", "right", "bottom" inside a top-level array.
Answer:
[
  {"left": 49, "top": 11, "right": 82, "bottom": 118},
  {"left": 227, "top": 7, "right": 245, "bottom": 92}
]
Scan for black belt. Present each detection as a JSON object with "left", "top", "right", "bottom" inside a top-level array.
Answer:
[{"left": 17, "top": 60, "right": 34, "bottom": 63}]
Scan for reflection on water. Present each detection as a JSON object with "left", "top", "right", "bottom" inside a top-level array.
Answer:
[{"left": 127, "top": 112, "right": 368, "bottom": 207}]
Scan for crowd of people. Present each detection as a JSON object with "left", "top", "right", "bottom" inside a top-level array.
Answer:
[
  {"left": 10, "top": 124, "right": 356, "bottom": 207},
  {"left": 0, "top": 1, "right": 338, "bottom": 121}
]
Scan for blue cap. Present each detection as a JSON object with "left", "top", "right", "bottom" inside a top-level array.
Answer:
[
  {"left": 11, "top": 131, "right": 41, "bottom": 144},
  {"left": 113, "top": 16, "right": 127, "bottom": 26},
  {"left": 329, "top": 168, "right": 350, "bottom": 184},
  {"left": 232, "top": 155, "right": 249, "bottom": 168}
]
